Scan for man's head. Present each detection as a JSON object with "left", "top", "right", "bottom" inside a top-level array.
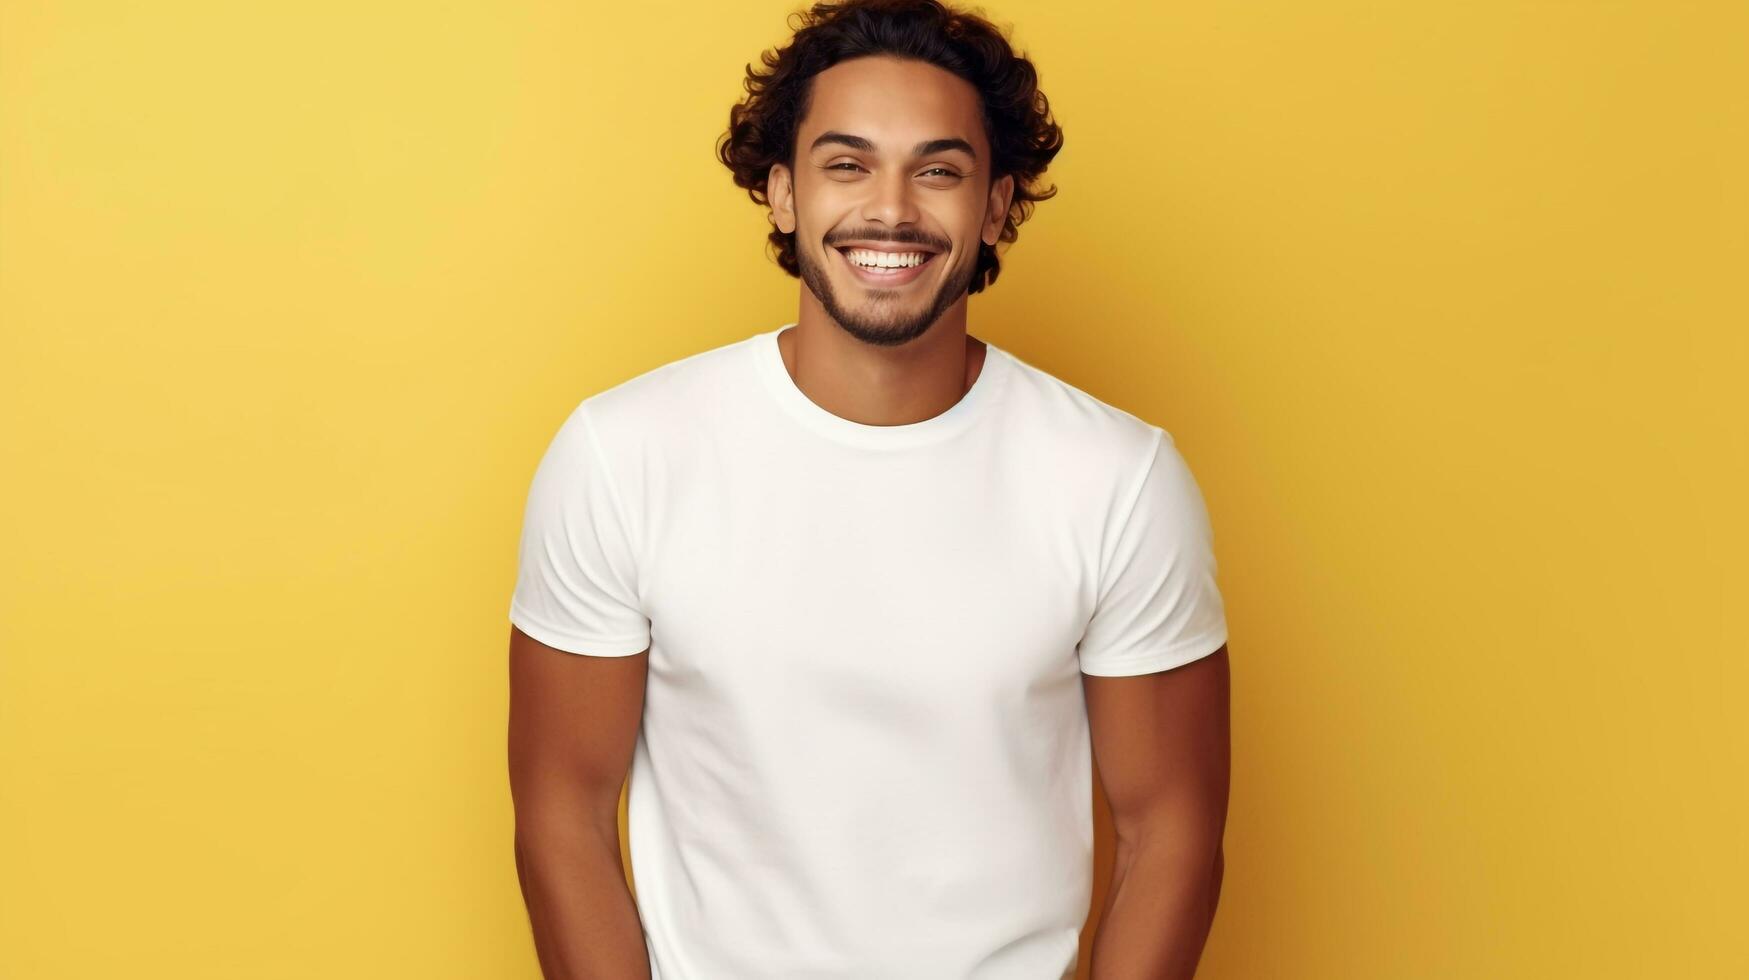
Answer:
[{"left": 717, "top": 0, "right": 1063, "bottom": 347}]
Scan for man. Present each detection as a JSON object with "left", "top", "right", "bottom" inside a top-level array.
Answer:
[{"left": 507, "top": 2, "right": 1231, "bottom": 977}]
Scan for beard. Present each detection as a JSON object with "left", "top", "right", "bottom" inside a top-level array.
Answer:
[{"left": 796, "top": 240, "right": 978, "bottom": 349}]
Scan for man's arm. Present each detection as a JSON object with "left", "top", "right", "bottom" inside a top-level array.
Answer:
[
  {"left": 1083, "top": 643, "right": 1231, "bottom": 980},
  {"left": 508, "top": 626, "right": 652, "bottom": 980}
]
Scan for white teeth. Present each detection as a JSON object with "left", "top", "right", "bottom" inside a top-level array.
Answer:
[{"left": 843, "top": 248, "right": 928, "bottom": 269}]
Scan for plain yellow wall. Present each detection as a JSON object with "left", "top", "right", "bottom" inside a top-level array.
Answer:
[{"left": 2, "top": 1, "right": 1744, "bottom": 977}]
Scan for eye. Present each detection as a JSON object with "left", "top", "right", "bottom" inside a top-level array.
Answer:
[
  {"left": 920, "top": 167, "right": 960, "bottom": 178},
  {"left": 827, "top": 162, "right": 865, "bottom": 172}
]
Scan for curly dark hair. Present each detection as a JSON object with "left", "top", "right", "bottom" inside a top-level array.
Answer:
[{"left": 716, "top": 0, "right": 1064, "bottom": 294}]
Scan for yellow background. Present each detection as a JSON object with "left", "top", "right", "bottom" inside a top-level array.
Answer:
[{"left": 2, "top": 1, "right": 1743, "bottom": 976}]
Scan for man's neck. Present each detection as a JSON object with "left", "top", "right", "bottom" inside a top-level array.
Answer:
[{"left": 778, "top": 312, "right": 986, "bottom": 427}]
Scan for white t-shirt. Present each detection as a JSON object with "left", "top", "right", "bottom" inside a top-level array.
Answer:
[{"left": 509, "top": 323, "right": 1229, "bottom": 979}]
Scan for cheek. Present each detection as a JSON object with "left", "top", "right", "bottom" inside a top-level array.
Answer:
[
  {"left": 943, "top": 196, "right": 989, "bottom": 244},
  {"left": 792, "top": 192, "right": 849, "bottom": 239},
  {"left": 796, "top": 180, "right": 855, "bottom": 213}
]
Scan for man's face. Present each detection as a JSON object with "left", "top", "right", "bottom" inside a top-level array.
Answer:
[{"left": 770, "top": 55, "right": 1014, "bottom": 348}]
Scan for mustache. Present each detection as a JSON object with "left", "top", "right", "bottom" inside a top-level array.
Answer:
[{"left": 824, "top": 230, "right": 950, "bottom": 251}]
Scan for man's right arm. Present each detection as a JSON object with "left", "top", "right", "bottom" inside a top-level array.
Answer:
[{"left": 508, "top": 625, "right": 652, "bottom": 980}]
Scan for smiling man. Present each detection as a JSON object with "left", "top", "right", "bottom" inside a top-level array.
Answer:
[{"left": 506, "top": 2, "right": 1232, "bottom": 979}]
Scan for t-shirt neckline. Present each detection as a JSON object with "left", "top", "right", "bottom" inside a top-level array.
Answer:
[{"left": 752, "top": 322, "right": 1011, "bottom": 450}]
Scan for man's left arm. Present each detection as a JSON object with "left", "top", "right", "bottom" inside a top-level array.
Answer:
[{"left": 1083, "top": 642, "right": 1231, "bottom": 980}]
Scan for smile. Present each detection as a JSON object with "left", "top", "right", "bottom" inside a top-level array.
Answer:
[{"left": 833, "top": 245, "right": 940, "bottom": 287}]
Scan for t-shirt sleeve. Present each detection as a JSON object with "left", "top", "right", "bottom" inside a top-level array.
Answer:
[
  {"left": 508, "top": 404, "right": 652, "bottom": 656},
  {"left": 1077, "top": 428, "right": 1229, "bottom": 676}
]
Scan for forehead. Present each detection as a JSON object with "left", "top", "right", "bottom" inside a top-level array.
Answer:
[{"left": 798, "top": 55, "right": 987, "bottom": 159}]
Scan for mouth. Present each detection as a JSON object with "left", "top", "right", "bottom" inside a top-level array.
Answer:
[{"left": 832, "top": 245, "right": 941, "bottom": 288}]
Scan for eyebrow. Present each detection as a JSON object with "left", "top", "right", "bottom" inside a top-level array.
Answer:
[{"left": 808, "top": 131, "right": 977, "bottom": 160}]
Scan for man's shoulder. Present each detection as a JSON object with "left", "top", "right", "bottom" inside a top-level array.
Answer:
[
  {"left": 996, "top": 345, "right": 1169, "bottom": 465},
  {"left": 571, "top": 329, "right": 761, "bottom": 431}
]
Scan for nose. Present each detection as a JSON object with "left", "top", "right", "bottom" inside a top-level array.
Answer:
[{"left": 859, "top": 165, "right": 921, "bottom": 228}]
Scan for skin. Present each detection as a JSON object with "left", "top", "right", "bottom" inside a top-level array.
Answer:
[
  {"left": 1083, "top": 645, "right": 1231, "bottom": 980},
  {"left": 509, "top": 51, "right": 1230, "bottom": 980},
  {"left": 508, "top": 631, "right": 651, "bottom": 979}
]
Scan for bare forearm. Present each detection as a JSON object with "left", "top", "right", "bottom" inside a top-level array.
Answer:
[
  {"left": 514, "top": 815, "right": 650, "bottom": 980},
  {"left": 1089, "top": 836, "right": 1223, "bottom": 980}
]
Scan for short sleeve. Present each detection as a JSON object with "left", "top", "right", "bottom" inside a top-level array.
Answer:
[
  {"left": 508, "top": 405, "right": 652, "bottom": 656},
  {"left": 1077, "top": 428, "right": 1229, "bottom": 676}
]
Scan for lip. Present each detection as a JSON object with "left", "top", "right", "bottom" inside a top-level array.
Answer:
[{"left": 833, "top": 245, "right": 940, "bottom": 288}]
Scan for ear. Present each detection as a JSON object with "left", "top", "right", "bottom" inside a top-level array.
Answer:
[
  {"left": 982, "top": 173, "right": 1015, "bottom": 246},
  {"left": 769, "top": 161, "right": 797, "bottom": 235}
]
